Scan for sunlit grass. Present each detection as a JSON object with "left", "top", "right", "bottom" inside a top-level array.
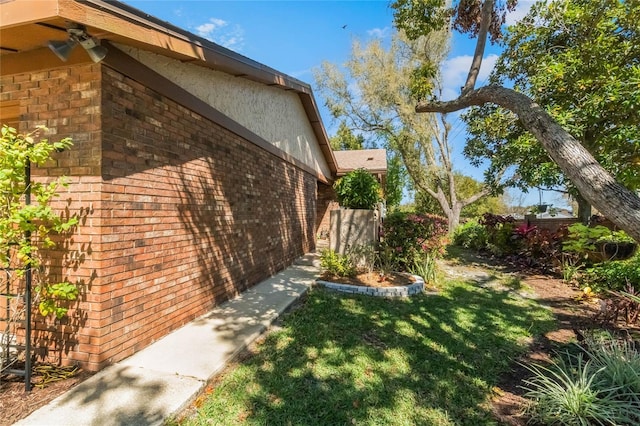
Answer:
[{"left": 180, "top": 277, "right": 555, "bottom": 426}]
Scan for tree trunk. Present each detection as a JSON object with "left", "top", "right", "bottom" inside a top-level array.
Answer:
[
  {"left": 575, "top": 193, "right": 592, "bottom": 225},
  {"left": 415, "top": 85, "right": 640, "bottom": 242},
  {"left": 448, "top": 203, "right": 462, "bottom": 233}
]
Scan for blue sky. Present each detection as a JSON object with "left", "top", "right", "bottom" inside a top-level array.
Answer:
[{"left": 122, "top": 0, "right": 554, "bottom": 208}]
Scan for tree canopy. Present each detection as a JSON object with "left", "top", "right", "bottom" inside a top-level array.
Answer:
[
  {"left": 315, "top": 30, "right": 491, "bottom": 231},
  {"left": 330, "top": 121, "right": 365, "bottom": 151},
  {"left": 391, "top": 0, "right": 640, "bottom": 241},
  {"left": 463, "top": 0, "right": 640, "bottom": 221}
]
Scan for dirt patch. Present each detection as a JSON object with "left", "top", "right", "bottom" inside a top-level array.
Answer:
[{"left": 0, "top": 366, "right": 93, "bottom": 426}]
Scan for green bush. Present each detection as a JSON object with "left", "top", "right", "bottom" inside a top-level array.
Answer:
[
  {"left": 452, "top": 219, "right": 488, "bottom": 250},
  {"left": 478, "top": 213, "right": 520, "bottom": 256},
  {"left": 319, "top": 249, "right": 356, "bottom": 278},
  {"left": 523, "top": 333, "right": 640, "bottom": 425},
  {"left": 379, "top": 211, "right": 448, "bottom": 275},
  {"left": 333, "top": 168, "right": 381, "bottom": 210},
  {"left": 580, "top": 253, "right": 640, "bottom": 292}
]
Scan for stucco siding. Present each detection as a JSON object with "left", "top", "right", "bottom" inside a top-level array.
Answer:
[{"left": 116, "top": 44, "right": 332, "bottom": 179}]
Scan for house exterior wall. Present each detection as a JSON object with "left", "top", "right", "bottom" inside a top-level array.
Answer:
[
  {"left": 1, "top": 59, "right": 318, "bottom": 371},
  {"left": 93, "top": 66, "right": 317, "bottom": 369},
  {"left": 316, "top": 182, "right": 338, "bottom": 239},
  {"left": 116, "top": 44, "right": 332, "bottom": 180},
  {"left": 0, "top": 63, "right": 105, "bottom": 367}
]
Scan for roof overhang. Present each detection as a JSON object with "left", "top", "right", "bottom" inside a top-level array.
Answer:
[{"left": 0, "top": 0, "right": 338, "bottom": 178}]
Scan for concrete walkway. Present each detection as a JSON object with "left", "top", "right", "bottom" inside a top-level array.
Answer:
[{"left": 16, "top": 251, "right": 320, "bottom": 426}]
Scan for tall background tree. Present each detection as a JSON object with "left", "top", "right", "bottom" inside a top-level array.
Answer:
[
  {"left": 392, "top": 0, "right": 640, "bottom": 241},
  {"left": 315, "top": 30, "right": 492, "bottom": 231},
  {"left": 330, "top": 121, "right": 365, "bottom": 150},
  {"left": 415, "top": 173, "right": 507, "bottom": 217},
  {"left": 463, "top": 0, "right": 640, "bottom": 223}
]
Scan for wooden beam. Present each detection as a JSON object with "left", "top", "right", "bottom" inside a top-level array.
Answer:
[
  {"left": 0, "top": 0, "right": 60, "bottom": 29},
  {"left": 0, "top": 46, "right": 91, "bottom": 75}
]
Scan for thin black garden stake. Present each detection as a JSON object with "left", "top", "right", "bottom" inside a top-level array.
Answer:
[{"left": 24, "top": 157, "right": 32, "bottom": 392}]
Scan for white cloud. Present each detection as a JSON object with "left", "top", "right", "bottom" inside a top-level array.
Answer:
[
  {"left": 196, "top": 18, "right": 228, "bottom": 37},
  {"left": 440, "top": 54, "right": 498, "bottom": 100},
  {"left": 194, "top": 18, "right": 245, "bottom": 51},
  {"left": 367, "top": 27, "right": 391, "bottom": 39}
]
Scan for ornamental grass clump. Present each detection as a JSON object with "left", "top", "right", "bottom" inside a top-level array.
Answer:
[{"left": 522, "top": 333, "right": 640, "bottom": 425}]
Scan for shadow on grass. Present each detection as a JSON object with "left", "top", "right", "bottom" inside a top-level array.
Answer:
[{"left": 188, "top": 281, "right": 556, "bottom": 426}]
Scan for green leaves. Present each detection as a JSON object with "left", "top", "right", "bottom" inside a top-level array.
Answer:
[
  {"left": 36, "top": 282, "right": 79, "bottom": 319},
  {"left": 464, "top": 0, "right": 640, "bottom": 203},
  {"left": 0, "top": 124, "right": 79, "bottom": 319},
  {"left": 333, "top": 169, "right": 382, "bottom": 210},
  {"left": 409, "top": 62, "right": 437, "bottom": 101}
]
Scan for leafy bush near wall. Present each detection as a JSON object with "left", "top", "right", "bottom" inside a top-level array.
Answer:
[
  {"left": 379, "top": 211, "right": 448, "bottom": 273},
  {"left": 0, "top": 125, "right": 78, "bottom": 319},
  {"left": 333, "top": 168, "right": 381, "bottom": 210},
  {"left": 319, "top": 249, "right": 356, "bottom": 278}
]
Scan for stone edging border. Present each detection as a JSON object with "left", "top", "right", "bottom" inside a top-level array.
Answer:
[{"left": 316, "top": 274, "right": 425, "bottom": 297}]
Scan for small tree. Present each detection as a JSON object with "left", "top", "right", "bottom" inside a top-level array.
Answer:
[
  {"left": 1, "top": 125, "right": 78, "bottom": 374},
  {"left": 333, "top": 168, "right": 381, "bottom": 210}
]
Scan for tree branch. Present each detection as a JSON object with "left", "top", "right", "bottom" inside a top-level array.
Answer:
[
  {"left": 461, "top": 0, "right": 494, "bottom": 95},
  {"left": 415, "top": 84, "right": 640, "bottom": 241}
]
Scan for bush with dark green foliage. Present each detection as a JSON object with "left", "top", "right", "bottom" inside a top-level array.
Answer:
[
  {"left": 452, "top": 219, "right": 488, "bottom": 250},
  {"left": 333, "top": 168, "right": 381, "bottom": 210},
  {"left": 581, "top": 252, "right": 640, "bottom": 292},
  {"left": 379, "top": 211, "right": 448, "bottom": 274}
]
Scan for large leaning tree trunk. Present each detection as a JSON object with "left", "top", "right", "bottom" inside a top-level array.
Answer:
[
  {"left": 392, "top": 0, "right": 640, "bottom": 241},
  {"left": 415, "top": 86, "right": 640, "bottom": 241}
]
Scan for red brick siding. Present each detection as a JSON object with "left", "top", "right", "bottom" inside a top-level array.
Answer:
[
  {"left": 0, "top": 64, "right": 104, "bottom": 367},
  {"left": 1, "top": 62, "right": 319, "bottom": 371},
  {"left": 94, "top": 67, "right": 317, "bottom": 368},
  {"left": 316, "top": 182, "right": 338, "bottom": 239}
]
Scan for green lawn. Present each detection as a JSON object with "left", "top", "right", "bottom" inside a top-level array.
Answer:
[{"left": 180, "top": 277, "right": 555, "bottom": 425}]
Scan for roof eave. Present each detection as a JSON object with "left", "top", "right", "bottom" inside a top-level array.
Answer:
[{"left": 1, "top": 0, "right": 339, "bottom": 177}]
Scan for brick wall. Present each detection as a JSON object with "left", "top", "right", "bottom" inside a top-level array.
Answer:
[
  {"left": 0, "top": 63, "right": 104, "bottom": 367},
  {"left": 1, "top": 62, "right": 319, "bottom": 371},
  {"left": 316, "top": 182, "right": 338, "bottom": 239},
  {"left": 93, "top": 66, "right": 317, "bottom": 369}
]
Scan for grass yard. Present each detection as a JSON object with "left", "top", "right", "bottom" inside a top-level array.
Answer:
[{"left": 180, "top": 277, "right": 555, "bottom": 425}]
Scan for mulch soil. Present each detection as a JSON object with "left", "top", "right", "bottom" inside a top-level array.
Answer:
[{"left": 0, "top": 366, "right": 94, "bottom": 426}]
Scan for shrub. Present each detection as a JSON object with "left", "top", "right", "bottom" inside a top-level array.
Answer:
[
  {"left": 522, "top": 333, "right": 640, "bottom": 425},
  {"left": 379, "top": 211, "right": 448, "bottom": 275},
  {"left": 333, "top": 168, "right": 381, "bottom": 210},
  {"left": 518, "top": 225, "right": 565, "bottom": 267},
  {"left": 562, "top": 224, "right": 636, "bottom": 263},
  {"left": 580, "top": 253, "right": 640, "bottom": 292},
  {"left": 319, "top": 249, "right": 356, "bottom": 278},
  {"left": 452, "top": 219, "right": 488, "bottom": 250},
  {"left": 479, "top": 213, "right": 519, "bottom": 256}
]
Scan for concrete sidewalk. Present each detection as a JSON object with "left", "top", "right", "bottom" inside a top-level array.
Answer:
[{"left": 16, "top": 251, "right": 320, "bottom": 426}]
